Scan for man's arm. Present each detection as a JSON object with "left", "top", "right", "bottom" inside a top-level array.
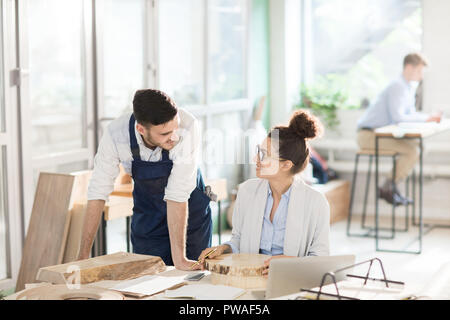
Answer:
[
  {"left": 164, "top": 111, "right": 203, "bottom": 270},
  {"left": 388, "top": 85, "right": 429, "bottom": 123},
  {"left": 78, "top": 199, "right": 106, "bottom": 260},
  {"left": 79, "top": 125, "right": 121, "bottom": 260},
  {"left": 166, "top": 200, "right": 199, "bottom": 270}
]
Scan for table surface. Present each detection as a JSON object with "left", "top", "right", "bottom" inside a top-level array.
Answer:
[
  {"left": 375, "top": 119, "right": 450, "bottom": 138},
  {"left": 6, "top": 266, "right": 262, "bottom": 300}
]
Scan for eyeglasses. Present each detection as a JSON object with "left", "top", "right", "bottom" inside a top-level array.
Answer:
[{"left": 255, "top": 144, "right": 285, "bottom": 162}]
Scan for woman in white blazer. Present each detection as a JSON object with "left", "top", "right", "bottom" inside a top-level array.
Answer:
[{"left": 199, "top": 110, "right": 330, "bottom": 274}]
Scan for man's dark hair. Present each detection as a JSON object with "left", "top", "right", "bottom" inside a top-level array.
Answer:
[{"left": 133, "top": 89, "right": 178, "bottom": 127}]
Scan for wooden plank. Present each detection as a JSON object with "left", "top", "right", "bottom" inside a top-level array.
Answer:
[
  {"left": 115, "top": 164, "right": 132, "bottom": 185},
  {"left": 16, "top": 173, "right": 77, "bottom": 292},
  {"left": 62, "top": 171, "right": 92, "bottom": 263},
  {"left": 312, "top": 180, "right": 350, "bottom": 224},
  {"left": 103, "top": 196, "right": 134, "bottom": 221},
  {"left": 62, "top": 203, "right": 87, "bottom": 263},
  {"left": 110, "top": 183, "right": 133, "bottom": 198},
  {"left": 36, "top": 252, "right": 166, "bottom": 285},
  {"left": 204, "top": 253, "right": 270, "bottom": 289}
]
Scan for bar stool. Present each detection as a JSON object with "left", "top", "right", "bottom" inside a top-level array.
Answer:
[{"left": 346, "top": 149, "right": 413, "bottom": 239}]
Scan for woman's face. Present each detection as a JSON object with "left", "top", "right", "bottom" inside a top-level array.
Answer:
[{"left": 255, "top": 138, "right": 286, "bottom": 178}]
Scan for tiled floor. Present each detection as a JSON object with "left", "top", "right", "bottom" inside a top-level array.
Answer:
[{"left": 106, "top": 214, "right": 450, "bottom": 294}]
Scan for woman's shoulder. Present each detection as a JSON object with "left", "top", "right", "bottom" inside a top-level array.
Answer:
[
  {"left": 237, "top": 178, "right": 267, "bottom": 194},
  {"left": 292, "top": 178, "right": 329, "bottom": 205}
]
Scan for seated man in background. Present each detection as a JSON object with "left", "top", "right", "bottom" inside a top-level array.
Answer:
[{"left": 357, "top": 53, "right": 442, "bottom": 205}]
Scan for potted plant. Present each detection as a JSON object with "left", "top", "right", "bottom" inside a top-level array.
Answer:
[{"left": 293, "top": 76, "right": 358, "bottom": 132}]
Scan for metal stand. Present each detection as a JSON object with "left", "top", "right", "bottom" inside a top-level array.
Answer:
[{"left": 299, "top": 258, "right": 405, "bottom": 300}]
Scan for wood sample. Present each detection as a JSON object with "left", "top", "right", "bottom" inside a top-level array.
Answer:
[
  {"left": 204, "top": 253, "right": 270, "bottom": 289},
  {"left": 36, "top": 252, "right": 166, "bottom": 285},
  {"left": 16, "top": 284, "right": 125, "bottom": 300},
  {"left": 15, "top": 171, "right": 94, "bottom": 291}
]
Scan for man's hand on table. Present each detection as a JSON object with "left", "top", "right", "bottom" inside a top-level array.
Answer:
[{"left": 174, "top": 257, "right": 201, "bottom": 271}]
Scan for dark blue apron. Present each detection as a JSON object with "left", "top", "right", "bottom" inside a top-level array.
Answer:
[{"left": 128, "top": 114, "right": 212, "bottom": 266}]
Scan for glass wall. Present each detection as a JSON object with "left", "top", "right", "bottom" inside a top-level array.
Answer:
[
  {"left": 208, "top": 0, "right": 247, "bottom": 103},
  {"left": 158, "top": 0, "right": 205, "bottom": 106},
  {"left": 158, "top": 0, "right": 248, "bottom": 106},
  {"left": 0, "top": 0, "right": 4, "bottom": 133},
  {"left": 0, "top": 147, "right": 7, "bottom": 281},
  {"left": 28, "top": 0, "right": 86, "bottom": 156},
  {"left": 100, "top": 0, "right": 146, "bottom": 119},
  {"left": 0, "top": 0, "right": 8, "bottom": 282},
  {"left": 307, "top": 0, "right": 423, "bottom": 108}
]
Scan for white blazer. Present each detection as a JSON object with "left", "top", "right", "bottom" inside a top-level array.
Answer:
[{"left": 227, "top": 177, "right": 330, "bottom": 257}]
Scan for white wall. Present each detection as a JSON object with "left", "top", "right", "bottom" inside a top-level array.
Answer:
[
  {"left": 423, "top": 0, "right": 450, "bottom": 116},
  {"left": 269, "top": 0, "right": 302, "bottom": 127}
]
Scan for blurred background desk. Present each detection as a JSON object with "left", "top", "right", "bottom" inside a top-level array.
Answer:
[{"left": 374, "top": 119, "right": 450, "bottom": 253}]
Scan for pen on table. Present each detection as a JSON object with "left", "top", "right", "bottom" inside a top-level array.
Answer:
[{"left": 190, "top": 248, "right": 218, "bottom": 270}]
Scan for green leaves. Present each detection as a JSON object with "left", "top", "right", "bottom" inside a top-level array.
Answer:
[{"left": 294, "top": 76, "right": 357, "bottom": 130}]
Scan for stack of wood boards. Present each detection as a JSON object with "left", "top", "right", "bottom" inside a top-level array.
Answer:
[
  {"left": 205, "top": 253, "right": 270, "bottom": 289},
  {"left": 15, "top": 171, "right": 92, "bottom": 291},
  {"left": 36, "top": 252, "right": 166, "bottom": 285}
]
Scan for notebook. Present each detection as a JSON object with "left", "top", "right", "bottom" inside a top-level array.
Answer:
[{"left": 111, "top": 275, "right": 186, "bottom": 297}]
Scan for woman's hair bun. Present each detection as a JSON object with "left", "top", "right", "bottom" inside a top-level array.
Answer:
[{"left": 288, "top": 109, "right": 323, "bottom": 139}]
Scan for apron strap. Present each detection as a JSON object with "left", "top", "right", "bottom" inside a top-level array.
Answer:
[
  {"left": 162, "top": 149, "right": 170, "bottom": 161},
  {"left": 129, "top": 114, "right": 141, "bottom": 161}
]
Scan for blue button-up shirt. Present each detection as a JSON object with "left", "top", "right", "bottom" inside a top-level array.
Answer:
[
  {"left": 357, "top": 75, "right": 428, "bottom": 129},
  {"left": 259, "top": 186, "right": 292, "bottom": 256},
  {"left": 224, "top": 184, "right": 292, "bottom": 256}
]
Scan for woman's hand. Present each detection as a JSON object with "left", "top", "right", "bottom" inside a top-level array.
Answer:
[
  {"left": 262, "top": 255, "right": 295, "bottom": 277},
  {"left": 198, "top": 245, "right": 229, "bottom": 270}
]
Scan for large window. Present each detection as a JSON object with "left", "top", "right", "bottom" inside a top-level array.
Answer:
[
  {"left": 0, "top": 0, "right": 8, "bottom": 282},
  {"left": 158, "top": 0, "right": 248, "bottom": 106},
  {"left": 0, "top": 1, "right": 4, "bottom": 134},
  {"left": 0, "top": 147, "right": 7, "bottom": 281},
  {"left": 208, "top": 0, "right": 247, "bottom": 103},
  {"left": 306, "top": 0, "right": 423, "bottom": 108},
  {"left": 28, "top": 0, "right": 87, "bottom": 156},
  {"left": 99, "top": 0, "right": 146, "bottom": 119},
  {"left": 158, "top": 0, "right": 204, "bottom": 105}
]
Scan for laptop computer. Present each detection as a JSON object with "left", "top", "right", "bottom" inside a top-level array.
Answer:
[{"left": 261, "top": 254, "right": 356, "bottom": 299}]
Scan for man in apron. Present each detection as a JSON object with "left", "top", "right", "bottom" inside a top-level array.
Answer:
[{"left": 78, "top": 89, "right": 212, "bottom": 270}]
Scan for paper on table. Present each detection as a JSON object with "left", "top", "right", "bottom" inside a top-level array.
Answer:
[
  {"left": 165, "top": 284, "right": 245, "bottom": 300},
  {"left": 419, "top": 261, "right": 450, "bottom": 300},
  {"left": 397, "top": 122, "right": 438, "bottom": 130},
  {"left": 111, "top": 275, "right": 186, "bottom": 296}
]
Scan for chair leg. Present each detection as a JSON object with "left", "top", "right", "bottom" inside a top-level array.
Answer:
[
  {"left": 346, "top": 154, "right": 360, "bottom": 236},
  {"left": 390, "top": 155, "right": 396, "bottom": 239},
  {"left": 412, "top": 167, "right": 417, "bottom": 226},
  {"left": 404, "top": 175, "right": 410, "bottom": 232},
  {"left": 361, "top": 155, "right": 373, "bottom": 229}
]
